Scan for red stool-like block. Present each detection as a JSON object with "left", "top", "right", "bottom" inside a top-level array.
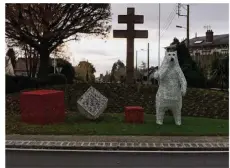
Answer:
[
  {"left": 124, "top": 106, "right": 144, "bottom": 123},
  {"left": 20, "top": 90, "right": 65, "bottom": 125}
]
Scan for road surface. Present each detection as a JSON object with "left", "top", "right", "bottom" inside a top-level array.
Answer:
[{"left": 6, "top": 150, "right": 229, "bottom": 168}]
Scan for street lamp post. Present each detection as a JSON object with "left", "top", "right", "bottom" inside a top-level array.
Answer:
[
  {"left": 158, "top": 3, "right": 161, "bottom": 68},
  {"left": 53, "top": 59, "right": 57, "bottom": 74},
  {"left": 135, "top": 49, "right": 145, "bottom": 71},
  {"left": 136, "top": 50, "right": 138, "bottom": 71},
  {"left": 56, "top": 67, "right": 62, "bottom": 74},
  {"left": 136, "top": 46, "right": 153, "bottom": 85},
  {"left": 147, "top": 43, "right": 149, "bottom": 82},
  {"left": 135, "top": 49, "right": 145, "bottom": 82}
]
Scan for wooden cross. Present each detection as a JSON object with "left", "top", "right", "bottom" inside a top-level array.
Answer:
[{"left": 113, "top": 7, "right": 148, "bottom": 84}]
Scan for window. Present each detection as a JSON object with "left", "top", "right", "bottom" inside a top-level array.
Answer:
[
  {"left": 202, "top": 50, "right": 211, "bottom": 55},
  {"left": 21, "top": 72, "right": 28, "bottom": 76},
  {"left": 194, "top": 52, "right": 200, "bottom": 62},
  {"left": 221, "top": 49, "right": 229, "bottom": 55},
  {"left": 213, "top": 51, "right": 219, "bottom": 56},
  {"left": 194, "top": 40, "right": 203, "bottom": 44},
  {"left": 195, "top": 52, "right": 200, "bottom": 56}
]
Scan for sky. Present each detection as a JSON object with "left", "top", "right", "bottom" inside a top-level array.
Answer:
[{"left": 67, "top": 3, "right": 229, "bottom": 77}]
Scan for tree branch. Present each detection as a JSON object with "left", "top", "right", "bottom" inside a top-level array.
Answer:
[{"left": 6, "top": 4, "right": 111, "bottom": 58}]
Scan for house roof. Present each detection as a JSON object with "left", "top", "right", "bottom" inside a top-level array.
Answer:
[
  {"left": 189, "top": 34, "right": 229, "bottom": 48},
  {"left": 165, "top": 33, "right": 229, "bottom": 49}
]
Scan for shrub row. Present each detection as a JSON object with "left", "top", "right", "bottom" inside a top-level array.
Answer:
[
  {"left": 6, "top": 74, "right": 67, "bottom": 94},
  {"left": 6, "top": 83, "right": 229, "bottom": 119}
]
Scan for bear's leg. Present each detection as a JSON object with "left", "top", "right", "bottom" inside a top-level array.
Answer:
[
  {"left": 171, "top": 107, "right": 181, "bottom": 126},
  {"left": 156, "top": 106, "right": 166, "bottom": 125}
]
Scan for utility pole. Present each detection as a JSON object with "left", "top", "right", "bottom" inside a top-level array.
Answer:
[
  {"left": 158, "top": 3, "right": 161, "bottom": 68},
  {"left": 187, "top": 4, "right": 189, "bottom": 49},
  {"left": 177, "top": 4, "right": 190, "bottom": 49},
  {"left": 147, "top": 43, "right": 149, "bottom": 81},
  {"left": 136, "top": 50, "right": 138, "bottom": 71}
]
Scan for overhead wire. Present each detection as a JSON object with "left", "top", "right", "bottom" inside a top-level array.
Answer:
[
  {"left": 155, "top": 4, "right": 177, "bottom": 67},
  {"left": 160, "top": 6, "right": 177, "bottom": 38},
  {"left": 158, "top": 5, "right": 175, "bottom": 36},
  {"left": 159, "top": 4, "right": 177, "bottom": 38}
]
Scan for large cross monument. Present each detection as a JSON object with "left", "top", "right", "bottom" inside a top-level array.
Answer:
[{"left": 113, "top": 7, "right": 148, "bottom": 83}]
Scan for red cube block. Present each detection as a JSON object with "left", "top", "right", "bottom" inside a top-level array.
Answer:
[
  {"left": 124, "top": 106, "right": 144, "bottom": 123},
  {"left": 20, "top": 90, "right": 65, "bottom": 125}
]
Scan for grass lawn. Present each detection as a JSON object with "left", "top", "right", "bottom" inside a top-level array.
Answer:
[{"left": 6, "top": 113, "right": 229, "bottom": 136}]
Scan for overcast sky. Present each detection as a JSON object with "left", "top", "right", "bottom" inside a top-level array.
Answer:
[{"left": 68, "top": 3, "right": 229, "bottom": 77}]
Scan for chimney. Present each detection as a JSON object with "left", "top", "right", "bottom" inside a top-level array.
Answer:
[
  {"left": 195, "top": 32, "right": 197, "bottom": 38},
  {"left": 206, "top": 30, "right": 214, "bottom": 42}
]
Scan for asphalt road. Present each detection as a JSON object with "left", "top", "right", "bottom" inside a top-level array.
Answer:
[{"left": 6, "top": 150, "right": 229, "bottom": 168}]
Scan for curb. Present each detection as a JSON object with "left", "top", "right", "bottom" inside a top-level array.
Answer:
[{"left": 5, "top": 140, "right": 229, "bottom": 151}]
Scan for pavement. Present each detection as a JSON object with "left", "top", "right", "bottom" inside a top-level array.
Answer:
[
  {"left": 6, "top": 135, "right": 229, "bottom": 151},
  {"left": 6, "top": 150, "right": 229, "bottom": 168}
]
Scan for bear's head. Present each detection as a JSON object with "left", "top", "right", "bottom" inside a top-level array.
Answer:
[{"left": 164, "top": 51, "right": 179, "bottom": 67}]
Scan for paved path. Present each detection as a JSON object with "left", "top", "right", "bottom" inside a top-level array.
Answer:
[
  {"left": 6, "top": 135, "right": 229, "bottom": 142},
  {"left": 6, "top": 150, "right": 229, "bottom": 168},
  {"left": 6, "top": 135, "right": 229, "bottom": 151}
]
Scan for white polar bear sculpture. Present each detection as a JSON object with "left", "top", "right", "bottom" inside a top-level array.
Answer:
[{"left": 153, "top": 51, "right": 187, "bottom": 126}]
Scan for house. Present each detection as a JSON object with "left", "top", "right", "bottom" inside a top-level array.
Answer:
[
  {"left": 188, "top": 30, "right": 229, "bottom": 71},
  {"left": 165, "top": 29, "right": 229, "bottom": 78},
  {"left": 14, "top": 58, "right": 38, "bottom": 76},
  {"left": 14, "top": 57, "right": 57, "bottom": 77}
]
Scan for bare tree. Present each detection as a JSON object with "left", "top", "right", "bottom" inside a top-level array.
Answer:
[
  {"left": 110, "top": 60, "right": 126, "bottom": 82},
  {"left": 21, "top": 44, "right": 39, "bottom": 78},
  {"left": 6, "top": 4, "right": 111, "bottom": 78},
  {"left": 75, "top": 60, "right": 96, "bottom": 82},
  {"left": 51, "top": 43, "right": 71, "bottom": 61},
  {"left": 6, "top": 48, "right": 16, "bottom": 70}
]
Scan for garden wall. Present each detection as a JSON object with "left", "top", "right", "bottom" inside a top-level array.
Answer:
[{"left": 6, "top": 83, "right": 229, "bottom": 119}]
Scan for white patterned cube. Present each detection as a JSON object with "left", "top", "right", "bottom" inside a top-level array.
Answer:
[{"left": 77, "top": 86, "right": 108, "bottom": 119}]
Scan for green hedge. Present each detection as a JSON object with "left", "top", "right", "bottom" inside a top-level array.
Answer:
[
  {"left": 5, "top": 83, "right": 228, "bottom": 119},
  {"left": 47, "top": 73, "right": 67, "bottom": 85},
  {"left": 6, "top": 75, "right": 20, "bottom": 94},
  {"left": 5, "top": 74, "right": 67, "bottom": 94},
  {"left": 6, "top": 75, "right": 37, "bottom": 94}
]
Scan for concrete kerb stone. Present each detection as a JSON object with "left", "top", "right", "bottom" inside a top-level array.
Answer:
[{"left": 5, "top": 140, "right": 229, "bottom": 151}]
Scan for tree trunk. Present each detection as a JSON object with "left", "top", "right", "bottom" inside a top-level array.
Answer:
[
  {"left": 221, "top": 78, "right": 224, "bottom": 91},
  {"left": 24, "top": 45, "right": 30, "bottom": 77},
  {"left": 32, "top": 50, "right": 39, "bottom": 78},
  {"left": 38, "top": 48, "right": 50, "bottom": 79},
  {"left": 29, "top": 46, "right": 33, "bottom": 77}
]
